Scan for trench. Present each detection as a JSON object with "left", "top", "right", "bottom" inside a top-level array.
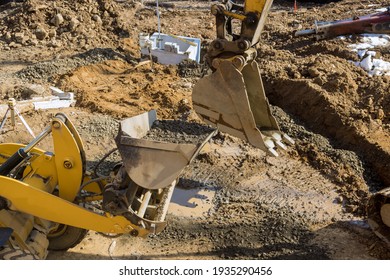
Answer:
[{"left": 265, "top": 78, "right": 390, "bottom": 190}]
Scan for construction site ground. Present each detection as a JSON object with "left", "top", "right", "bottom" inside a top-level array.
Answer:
[{"left": 1, "top": 0, "right": 390, "bottom": 260}]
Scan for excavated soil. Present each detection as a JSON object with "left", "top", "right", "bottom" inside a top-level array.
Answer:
[
  {"left": 1, "top": 0, "right": 390, "bottom": 260},
  {"left": 143, "top": 119, "right": 215, "bottom": 144}
]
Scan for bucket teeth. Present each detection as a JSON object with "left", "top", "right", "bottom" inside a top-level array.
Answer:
[
  {"left": 283, "top": 133, "right": 295, "bottom": 145},
  {"left": 275, "top": 140, "right": 287, "bottom": 151},
  {"left": 263, "top": 130, "right": 287, "bottom": 151}
]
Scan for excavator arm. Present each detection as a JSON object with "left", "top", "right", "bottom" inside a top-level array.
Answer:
[
  {"left": 193, "top": 0, "right": 294, "bottom": 156},
  {"left": 195, "top": 0, "right": 390, "bottom": 248}
]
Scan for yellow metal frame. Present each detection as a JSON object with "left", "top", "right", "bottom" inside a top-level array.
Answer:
[
  {"left": 222, "top": 0, "right": 269, "bottom": 21},
  {"left": 213, "top": 0, "right": 274, "bottom": 48},
  {"left": 0, "top": 114, "right": 150, "bottom": 239},
  {"left": 223, "top": 10, "right": 247, "bottom": 21},
  {"left": 0, "top": 177, "right": 148, "bottom": 236},
  {"left": 51, "top": 115, "right": 84, "bottom": 201},
  {"left": 245, "top": 0, "right": 267, "bottom": 14}
]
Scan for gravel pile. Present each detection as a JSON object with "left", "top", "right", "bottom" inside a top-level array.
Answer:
[
  {"left": 143, "top": 119, "right": 216, "bottom": 145},
  {"left": 16, "top": 48, "right": 125, "bottom": 82},
  {"left": 0, "top": 0, "right": 125, "bottom": 51}
]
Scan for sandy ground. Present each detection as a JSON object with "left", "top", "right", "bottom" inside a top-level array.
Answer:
[{"left": 0, "top": 0, "right": 390, "bottom": 260}]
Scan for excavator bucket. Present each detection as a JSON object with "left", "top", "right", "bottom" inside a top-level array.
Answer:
[
  {"left": 116, "top": 110, "right": 216, "bottom": 190},
  {"left": 107, "top": 110, "right": 216, "bottom": 233},
  {"left": 193, "top": 60, "right": 294, "bottom": 156}
]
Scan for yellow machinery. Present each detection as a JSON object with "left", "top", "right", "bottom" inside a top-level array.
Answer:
[
  {"left": 0, "top": 111, "right": 214, "bottom": 259},
  {"left": 193, "top": 0, "right": 294, "bottom": 156}
]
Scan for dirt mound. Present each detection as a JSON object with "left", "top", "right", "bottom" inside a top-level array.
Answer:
[
  {"left": 257, "top": 0, "right": 390, "bottom": 192},
  {"left": 0, "top": 0, "right": 215, "bottom": 54},
  {"left": 56, "top": 58, "right": 195, "bottom": 119},
  {"left": 0, "top": 0, "right": 128, "bottom": 50}
]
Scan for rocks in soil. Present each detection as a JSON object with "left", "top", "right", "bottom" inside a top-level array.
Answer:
[
  {"left": 143, "top": 119, "right": 215, "bottom": 144},
  {"left": 35, "top": 27, "right": 48, "bottom": 40},
  {"left": 178, "top": 59, "right": 205, "bottom": 78},
  {"left": 271, "top": 105, "right": 369, "bottom": 214},
  {"left": 0, "top": 0, "right": 124, "bottom": 49},
  {"left": 15, "top": 48, "right": 125, "bottom": 83}
]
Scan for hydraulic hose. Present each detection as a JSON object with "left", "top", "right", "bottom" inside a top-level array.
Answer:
[{"left": 0, "top": 148, "right": 29, "bottom": 176}]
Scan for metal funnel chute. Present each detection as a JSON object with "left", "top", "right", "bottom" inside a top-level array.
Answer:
[
  {"left": 103, "top": 110, "right": 216, "bottom": 234},
  {"left": 115, "top": 110, "right": 215, "bottom": 190}
]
